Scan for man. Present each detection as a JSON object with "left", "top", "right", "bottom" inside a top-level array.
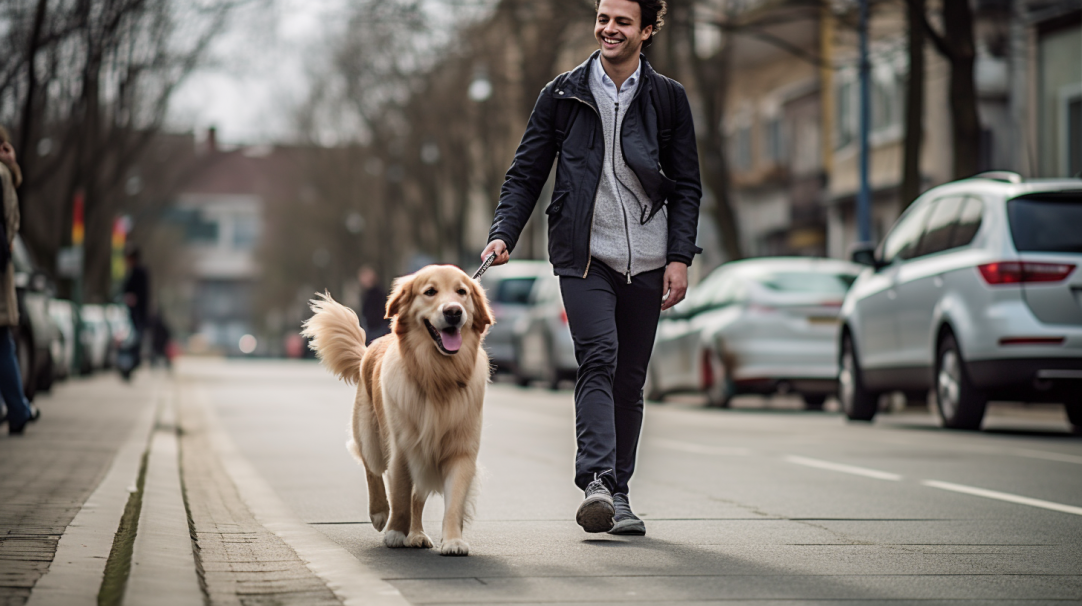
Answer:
[
  {"left": 358, "top": 265, "right": 390, "bottom": 344},
  {"left": 120, "top": 247, "right": 149, "bottom": 380},
  {"left": 481, "top": 0, "right": 702, "bottom": 535},
  {"left": 0, "top": 126, "right": 40, "bottom": 434}
]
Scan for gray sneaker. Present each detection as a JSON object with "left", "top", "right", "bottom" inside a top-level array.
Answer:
[
  {"left": 576, "top": 475, "right": 615, "bottom": 533},
  {"left": 608, "top": 493, "right": 645, "bottom": 535}
]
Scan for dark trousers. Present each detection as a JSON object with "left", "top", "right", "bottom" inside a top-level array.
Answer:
[
  {"left": 560, "top": 260, "right": 665, "bottom": 496},
  {"left": 0, "top": 326, "right": 31, "bottom": 425}
]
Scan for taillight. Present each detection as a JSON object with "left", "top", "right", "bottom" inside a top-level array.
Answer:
[
  {"left": 978, "top": 261, "right": 1076, "bottom": 285},
  {"left": 701, "top": 349, "right": 714, "bottom": 389},
  {"left": 558, "top": 309, "right": 568, "bottom": 324}
]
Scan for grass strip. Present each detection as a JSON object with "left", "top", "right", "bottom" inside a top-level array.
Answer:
[{"left": 97, "top": 447, "right": 149, "bottom": 606}]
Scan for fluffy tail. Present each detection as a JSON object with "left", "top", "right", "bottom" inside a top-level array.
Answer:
[{"left": 300, "top": 292, "right": 367, "bottom": 385}]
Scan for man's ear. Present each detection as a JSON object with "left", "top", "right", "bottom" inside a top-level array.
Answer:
[
  {"left": 470, "top": 280, "right": 495, "bottom": 333},
  {"left": 385, "top": 275, "right": 415, "bottom": 321}
]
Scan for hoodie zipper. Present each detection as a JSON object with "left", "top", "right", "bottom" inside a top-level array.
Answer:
[
  {"left": 612, "top": 101, "right": 633, "bottom": 284},
  {"left": 565, "top": 94, "right": 604, "bottom": 278}
]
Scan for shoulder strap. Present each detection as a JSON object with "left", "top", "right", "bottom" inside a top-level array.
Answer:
[
  {"left": 650, "top": 74, "right": 675, "bottom": 158},
  {"left": 552, "top": 74, "right": 578, "bottom": 151}
]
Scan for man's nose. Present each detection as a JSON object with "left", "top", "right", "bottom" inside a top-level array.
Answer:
[{"left": 443, "top": 305, "right": 463, "bottom": 326}]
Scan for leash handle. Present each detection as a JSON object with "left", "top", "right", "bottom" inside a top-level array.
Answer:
[{"left": 472, "top": 252, "right": 497, "bottom": 281}]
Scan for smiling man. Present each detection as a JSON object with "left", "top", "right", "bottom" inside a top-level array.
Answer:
[{"left": 481, "top": 0, "right": 702, "bottom": 535}]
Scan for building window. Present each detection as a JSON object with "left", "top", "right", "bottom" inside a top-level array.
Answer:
[
  {"left": 167, "top": 208, "right": 219, "bottom": 244},
  {"left": 763, "top": 117, "right": 785, "bottom": 165},
  {"left": 835, "top": 76, "right": 854, "bottom": 149},
  {"left": 732, "top": 124, "right": 752, "bottom": 171},
  {"left": 233, "top": 216, "right": 260, "bottom": 250}
]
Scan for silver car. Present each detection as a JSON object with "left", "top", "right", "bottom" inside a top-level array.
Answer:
[
  {"left": 840, "top": 174, "right": 1082, "bottom": 430},
  {"left": 480, "top": 260, "right": 549, "bottom": 374},
  {"left": 510, "top": 273, "right": 577, "bottom": 388},
  {"left": 648, "top": 257, "right": 862, "bottom": 409}
]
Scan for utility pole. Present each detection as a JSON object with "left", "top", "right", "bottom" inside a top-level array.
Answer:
[{"left": 858, "top": 0, "right": 872, "bottom": 243}]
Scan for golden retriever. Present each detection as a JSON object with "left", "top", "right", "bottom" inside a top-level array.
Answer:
[{"left": 301, "top": 265, "right": 493, "bottom": 556}]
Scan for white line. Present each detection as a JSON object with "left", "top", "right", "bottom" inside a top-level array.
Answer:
[
  {"left": 193, "top": 385, "right": 410, "bottom": 606},
  {"left": 785, "top": 455, "right": 903, "bottom": 481},
  {"left": 652, "top": 438, "right": 752, "bottom": 456},
  {"left": 922, "top": 480, "right": 1082, "bottom": 516}
]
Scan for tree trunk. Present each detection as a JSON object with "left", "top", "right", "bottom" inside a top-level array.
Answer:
[
  {"left": 942, "top": 0, "right": 980, "bottom": 179},
  {"left": 17, "top": 0, "right": 49, "bottom": 214},
  {"left": 901, "top": 0, "right": 925, "bottom": 208}
]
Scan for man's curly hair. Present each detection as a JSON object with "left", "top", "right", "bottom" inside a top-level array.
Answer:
[{"left": 595, "top": 0, "right": 667, "bottom": 48}]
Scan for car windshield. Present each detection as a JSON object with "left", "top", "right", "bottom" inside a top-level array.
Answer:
[
  {"left": 1008, "top": 193, "right": 1082, "bottom": 253},
  {"left": 492, "top": 277, "right": 537, "bottom": 305},
  {"left": 753, "top": 271, "right": 857, "bottom": 294}
]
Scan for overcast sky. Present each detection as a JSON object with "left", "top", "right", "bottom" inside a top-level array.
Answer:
[{"left": 167, "top": 0, "right": 346, "bottom": 146}]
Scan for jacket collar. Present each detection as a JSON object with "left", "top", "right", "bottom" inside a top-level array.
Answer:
[{"left": 563, "top": 50, "right": 656, "bottom": 101}]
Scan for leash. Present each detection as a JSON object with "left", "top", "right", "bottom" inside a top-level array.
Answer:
[{"left": 472, "top": 252, "right": 497, "bottom": 280}]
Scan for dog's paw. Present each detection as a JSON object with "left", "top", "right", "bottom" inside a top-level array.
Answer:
[
  {"left": 383, "top": 529, "right": 407, "bottom": 548},
  {"left": 370, "top": 511, "right": 388, "bottom": 532},
  {"left": 439, "top": 538, "right": 470, "bottom": 557},
  {"left": 405, "top": 531, "right": 433, "bottom": 548}
]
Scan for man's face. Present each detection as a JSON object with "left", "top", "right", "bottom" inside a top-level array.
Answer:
[{"left": 595, "top": 0, "right": 652, "bottom": 65}]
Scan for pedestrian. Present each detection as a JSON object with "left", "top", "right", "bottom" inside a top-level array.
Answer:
[
  {"left": 480, "top": 0, "right": 702, "bottom": 535},
  {"left": 358, "top": 265, "right": 390, "bottom": 344},
  {"left": 0, "top": 125, "right": 40, "bottom": 435},
  {"left": 149, "top": 309, "right": 172, "bottom": 368},
  {"left": 119, "top": 246, "right": 149, "bottom": 380}
]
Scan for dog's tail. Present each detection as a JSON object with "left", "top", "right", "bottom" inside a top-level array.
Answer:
[{"left": 301, "top": 292, "right": 367, "bottom": 385}]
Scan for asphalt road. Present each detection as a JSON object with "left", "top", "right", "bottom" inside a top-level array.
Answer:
[{"left": 183, "top": 358, "right": 1082, "bottom": 605}]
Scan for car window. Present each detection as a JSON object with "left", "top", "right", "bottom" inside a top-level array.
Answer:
[
  {"left": 949, "top": 197, "right": 983, "bottom": 248},
  {"left": 915, "top": 196, "right": 965, "bottom": 257},
  {"left": 879, "top": 201, "right": 933, "bottom": 264},
  {"left": 754, "top": 271, "right": 858, "bottom": 294},
  {"left": 683, "top": 270, "right": 731, "bottom": 311},
  {"left": 1007, "top": 192, "right": 1082, "bottom": 253},
  {"left": 492, "top": 277, "right": 536, "bottom": 305},
  {"left": 532, "top": 276, "right": 560, "bottom": 304}
]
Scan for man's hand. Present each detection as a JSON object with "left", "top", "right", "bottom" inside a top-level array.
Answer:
[
  {"left": 661, "top": 262, "right": 688, "bottom": 311},
  {"left": 481, "top": 239, "right": 510, "bottom": 266}
]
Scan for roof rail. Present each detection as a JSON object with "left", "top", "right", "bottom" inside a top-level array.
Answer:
[{"left": 973, "top": 171, "right": 1023, "bottom": 184}]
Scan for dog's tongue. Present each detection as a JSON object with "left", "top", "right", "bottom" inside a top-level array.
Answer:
[{"left": 441, "top": 328, "right": 462, "bottom": 352}]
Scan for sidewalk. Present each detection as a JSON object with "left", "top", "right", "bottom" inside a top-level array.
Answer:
[{"left": 0, "top": 369, "right": 158, "bottom": 605}]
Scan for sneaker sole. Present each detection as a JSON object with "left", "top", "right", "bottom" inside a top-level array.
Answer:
[
  {"left": 608, "top": 518, "right": 646, "bottom": 535},
  {"left": 576, "top": 496, "right": 615, "bottom": 533}
]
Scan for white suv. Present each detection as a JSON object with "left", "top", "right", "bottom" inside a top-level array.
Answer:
[{"left": 839, "top": 173, "right": 1082, "bottom": 431}]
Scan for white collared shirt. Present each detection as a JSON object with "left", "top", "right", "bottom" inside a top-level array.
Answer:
[{"left": 592, "top": 55, "right": 641, "bottom": 104}]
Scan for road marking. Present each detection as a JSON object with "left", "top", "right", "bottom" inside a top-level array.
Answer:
[
  {"left": 785, "top": 456, "right": 902, "bottom": 481},
  {"left": 922, "top": 480, "right": 1082, "bottom": 516},
  {"left": 652, "top": 438, "right": 752, "bottom": 456},
  {"left": 1007, "top": 448, "right": 1082, "bottom": 466}
]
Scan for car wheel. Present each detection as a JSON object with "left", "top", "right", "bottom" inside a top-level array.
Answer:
[
  {"left": 36, "top": 349, "right": 54, "bottom": 393},
  {"left": 839, "top": 333, "right": 876, "bottom": 421},
  {"left": 802, "top": 394, "right": 827, "bottom": 411},
  {"left": 16, "top": 329, "right": 36, "bottom": 402},
  {"left": 705, "top": 349, "right": 732, "bottom": 408},
  {"left": 935, "top": 332, "right": 987, "bottom": 430},
  {"left": 1065, "top": 402, "right": 1082, "bottom": 434}
]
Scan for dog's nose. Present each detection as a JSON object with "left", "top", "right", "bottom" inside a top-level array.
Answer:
[{"left": 443, "top": 306, "right": 463, "bottom": 326}]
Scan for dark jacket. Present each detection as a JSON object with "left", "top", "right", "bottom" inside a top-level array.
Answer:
[{"left": 488, "top": 52, "right": 703, "bottom": 278}]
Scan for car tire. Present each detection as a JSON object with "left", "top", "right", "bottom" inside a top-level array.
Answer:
[
  {"left": 934, "top": 332, "right": 988, "bottom": 430},
  {"left": 705, "top": 349, "right": 732, "bottom": 408},
  {"left": 839, "top": 333, "right": 876, "bottom": 421},
  {"left": 802, "top": 394, "right": 827, "bottom": 411},
  {"left": 1066, "top": 402, "right": 1082, "bottom": 434},
  {"left": 36, "top": 349, "right": 54, "bottom": 393},
  {"left": 16, "top": 329, "right": 36, "bottom": 402}
]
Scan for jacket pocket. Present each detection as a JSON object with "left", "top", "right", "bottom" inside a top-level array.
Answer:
[
  {"left": 546, "top": 190, "right": 569, "bottom": 216},
  {"left": 546, "top": 191, "right": 574, "bottom": 267}
]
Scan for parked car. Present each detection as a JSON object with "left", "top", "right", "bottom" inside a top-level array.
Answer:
[
  {"left": 648, "top": 257, "right": 862, "bottom": 409},
  {"left": 11, "top": 235, "right": 57, "bottom": 399},
  {"left": 79, "top": 304, "right": 111, "bottom": 373},
  {"left": 480, "top": 260, "right": 549, "bottom": 374},
  {"left": 104, "top": 303, "right": 134, "bottom": 368},
  {"left": 840, "top": 173, "right": 1082, "bottom": 431},
  {"left": 510, "top": 273, "right": 577, "bottom": 388},
  {"left": 48, "top": 299, "right": 76, "bottom": 381}
]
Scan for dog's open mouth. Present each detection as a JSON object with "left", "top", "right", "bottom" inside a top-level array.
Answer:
[{"left": 424, "top": 319, "right": 462, "bottom": 354}]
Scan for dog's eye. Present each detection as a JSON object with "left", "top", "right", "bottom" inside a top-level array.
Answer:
[
  {"left": 424, "top": 288, "right": 437, "bottom": 296},
  {"left": 456, "top": 289, "right": 467, "bottom": 296}
]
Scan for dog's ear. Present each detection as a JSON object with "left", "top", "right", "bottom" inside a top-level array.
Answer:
[
  {"left": 386, "top": 275, "right": 415, "bottom": 323},
  {"left": 470, "top": 280, "right": 495, "bottom": 332}
]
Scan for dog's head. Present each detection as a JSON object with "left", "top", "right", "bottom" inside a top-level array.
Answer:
[{"left": 385, "top": 265, "right": 494, "bottom": 356}]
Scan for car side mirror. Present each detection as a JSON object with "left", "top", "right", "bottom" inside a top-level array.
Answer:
[{"left": 850, "top": 243, "right": 880, "bottom": 269}]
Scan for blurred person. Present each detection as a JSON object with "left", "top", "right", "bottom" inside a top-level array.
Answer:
[
  {"left": 119, "top": 246, "right": 149, "bottom": 380},
  {"left": 481, "top": 0, "right": 702, "bottom": 536},
  {"left": 358, "top": 265, "right": 390, "bottom": 344},
  {"left": 149, "top": 310, "right": 172, "bottom": 368},
  {"left": 0, "top": 125, "right": 39, "bottom": 434}
]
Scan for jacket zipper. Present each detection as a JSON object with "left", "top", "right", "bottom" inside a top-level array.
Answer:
[
  {"left": 613, "top": 101, "right": 633, "bottom": 284},
  {"left": 566, "top": 94, "right": 604, "bottom": 278}
]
